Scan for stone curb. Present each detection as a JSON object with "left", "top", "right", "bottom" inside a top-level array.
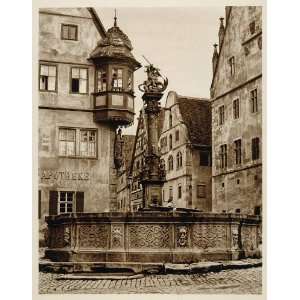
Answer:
[
  {"left": 56, "top": 273, "right": 144, "bottom": 280},
  {"left": 164, "top": 259, "right": 262, "bottom": 274}
]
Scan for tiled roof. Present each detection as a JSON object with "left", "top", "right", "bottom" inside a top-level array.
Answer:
[
  {"left": 177, "top": 95, "right": 211, "bottom": 146},
  {"left": 122, "top": 135, "right": 135, "bottom": 173}
]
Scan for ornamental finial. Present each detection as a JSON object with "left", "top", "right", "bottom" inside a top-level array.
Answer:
[{"left": 114, "top": 9, "right": 117, "bottom": 27}]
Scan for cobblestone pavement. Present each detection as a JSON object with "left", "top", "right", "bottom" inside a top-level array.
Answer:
[{"left": 39, "top": 267, "right": 262, "bottom": 294}]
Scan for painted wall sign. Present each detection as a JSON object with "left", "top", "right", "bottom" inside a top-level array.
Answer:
[{"left": 39, "top": 169, "right": 89, "bottom": 181}]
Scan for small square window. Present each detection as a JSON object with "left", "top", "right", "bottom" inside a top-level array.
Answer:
[
  {"left": 197, "top": 185, "right": 206, "bottom": 198},
  {"left": 237, "top": 179, "right": 240, "bottom": 185},
  {"left": 61, "top": 24, "right": 78, "bottom": 41}
]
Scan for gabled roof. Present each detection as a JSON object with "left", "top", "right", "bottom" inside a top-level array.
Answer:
[
  {"left": 177, "top": 95, "right": 211, "bottom": 147},
  {"left": 87, "top": 8, "right": 107, "bottom": 38}
]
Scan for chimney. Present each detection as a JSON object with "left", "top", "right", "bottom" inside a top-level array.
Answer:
[
  {"left": 218, "top": 17, "right": 225, "bottom": 47},
  {"left": 212, "top": 43, "right": 219, "bottom": 74}
]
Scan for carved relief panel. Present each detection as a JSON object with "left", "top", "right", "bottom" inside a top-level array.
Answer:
[
  {"left": 49, "top": 225, "right": 71, "bottom": 248},
  {"left": 78, "top": 224, "right": 109, "bottom": 249},
  {"left": 128, "top": 224, "right": 170, "bottom": 249},
  {"left": 111, "top": 224, "right": 124, "bottom": 249},
  {"left": 192, "top": 224, "right": 227, "bottom": 249},
  {"left": 176, "top": 225, "right": 189, "bottom": 248},
  {"left": 241, "top": 225, "right": 257, "bottom": 251}
]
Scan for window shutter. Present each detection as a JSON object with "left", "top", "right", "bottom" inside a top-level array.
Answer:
[
  {"left": 76, "top": 192, "right": 84, "bottom": 213},
  {"left": 49, "top": 191, "right": 58, "bottom": 215}
]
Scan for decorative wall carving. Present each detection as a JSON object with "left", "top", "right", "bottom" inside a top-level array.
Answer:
[
  {"left": 111, "top": 224, "right": 124, "bottom": 248},
  {"left": 128, "top": 224, "right": 170, "bottom": 248},
  {"left": 231, "top": 226, "right": 239, "bottom": 250},
  {"left": 176, "top": 225, "right": 188, "bottom": 248},
  {"left": 241, "top": 225, "right": 257, "bottom": 251},
  {"left": 79, "top": 224, "right": 108, "bottom": 248},
  {"left": 192, "top": 224, "right": 226, "bottom": 249}
]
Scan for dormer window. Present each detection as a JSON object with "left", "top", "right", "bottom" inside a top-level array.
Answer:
[
  {"left": 61, "top": 24, "right": 78, "bottom": 41},
  {"left": 112, "top": 68, "right": 123, "bottom": 91}
]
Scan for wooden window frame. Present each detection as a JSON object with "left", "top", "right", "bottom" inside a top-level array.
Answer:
[
  {"left": 168, "top": 155, "right": 174, "bottom": 171},
  {"left": 176, "top": 151, "right": 183, "bottom": 169},
  {"left": 58, "top": 191, "right": 75, "bottom": 214},
  {"left": 175, "top": 130, "right": 179, "bottom": 141},
  {"left": 79, "top": 129, "right": 97, "bottom": 158},
  {"left": 96, "top": 67, "right": 108, "bottom": 92},
  {"left": 220, "top": 144, "right": 227, "bottom": 169},
  {"left": 39, "top": 63, "right": 57, "bottom": 92},
  {"left": 70, "top": 67, "right": 89, "bottom": 95},
  {"left": 250, "top": 88, "right": 258, "bottom": 113},
  {"left": 58, "top": 127, "right": 98, "bottom": 159},
  {"left": 234, "top": 139, "right": 242, "bottom": 165},
  {"left": 233, "top": 98, "right": 240, "bottom": 119},
  {"left": 218, "top": 105, "right": 225, "bottom": 125},
  {"left": 229, "top": 56, "right": 235, "bottom": 76},
  {"left": 61, "top": 24, "right": 78, "bottom": 41},
  {"left": 252, "top": 137, "right": 260, "bottom": 160},
  {"left": 178, "top": 184, "right": 182, "bottom": 199},
  {"left": 111, "top": 67, "right": 124, "bottom": 92}
]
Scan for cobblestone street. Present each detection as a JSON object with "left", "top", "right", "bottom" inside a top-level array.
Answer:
[{"left": 39, "top": 266, "right": 262, "bottom": 294}]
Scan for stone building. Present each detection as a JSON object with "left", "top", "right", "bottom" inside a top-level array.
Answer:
[
  {"left": 115, "top": 134, "right": 135, "bottom": 211},
  {"left": 159, "top": 91, "right": 212, "bottom": 210},
  {"left": 38, "top": 7, "right": 140, "bottom": 234},
  {"left": 210, "top": 6, "right": 262, "bottom": 214}
]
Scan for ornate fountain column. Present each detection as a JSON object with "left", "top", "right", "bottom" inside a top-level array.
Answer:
[{"left": 138, "top": 63, "right": 168, "bottom": 208}]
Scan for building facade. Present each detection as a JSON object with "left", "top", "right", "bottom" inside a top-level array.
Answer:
[
  {"left": 127, "top": 109, "right": 165, "bottom": 211},
  {"left": 210, "top": 6, "right": 262, "bottom": 214},
  {"left": 159, "top": 91, "right": 212, "bottom": 211},
  {"left": 38, "top": 7, "right": 140, "bottom": 238}
]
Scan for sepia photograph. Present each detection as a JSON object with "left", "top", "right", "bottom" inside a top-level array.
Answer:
[{"left": 36, "top": 1, "right": 264, "bottom": 296}]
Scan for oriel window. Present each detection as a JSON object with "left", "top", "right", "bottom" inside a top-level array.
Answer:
[
  {"left": 220, "top": 144, "right": 227, "bottom": 168},
  {"left": 219, "top": 105, "right": 225, "bottom": 125},
  {"left": 233, "top": 99, "right": 240, "bottom": 119},
  {"left": 59, "top": 128, "right": 76, "bottom": 156},
  {"left": 229, "top": 56, "right": 235, "bottom": 76},
  {"left": 97, "top": 69, "right": 107, "bottom": 92},
  {"left": 79, "top": 130, "right": 96, "bottom": 158},
  {"left": 252, "top": 137, "right": 260, "bottom": 160},
  {"left": 127, "top": 70, "right": 133, "bottom": 91},
  {"left": 234, "top": 139, "right": 242, "bottom": 165},
  {"left": 250, "top": 89, "right": 258, "bottom": 113},
  {"left": 112, "top": 68, "right": 123, "bottom": 91},
  {"left": 71, "top": 67, "right": 88, "bottom": 94},
  {"left": 61, "top": 24, "right": 78, "bottom": 41},
  {"left": 39, "top": 64, "right": 57, "bottom": 91}
]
